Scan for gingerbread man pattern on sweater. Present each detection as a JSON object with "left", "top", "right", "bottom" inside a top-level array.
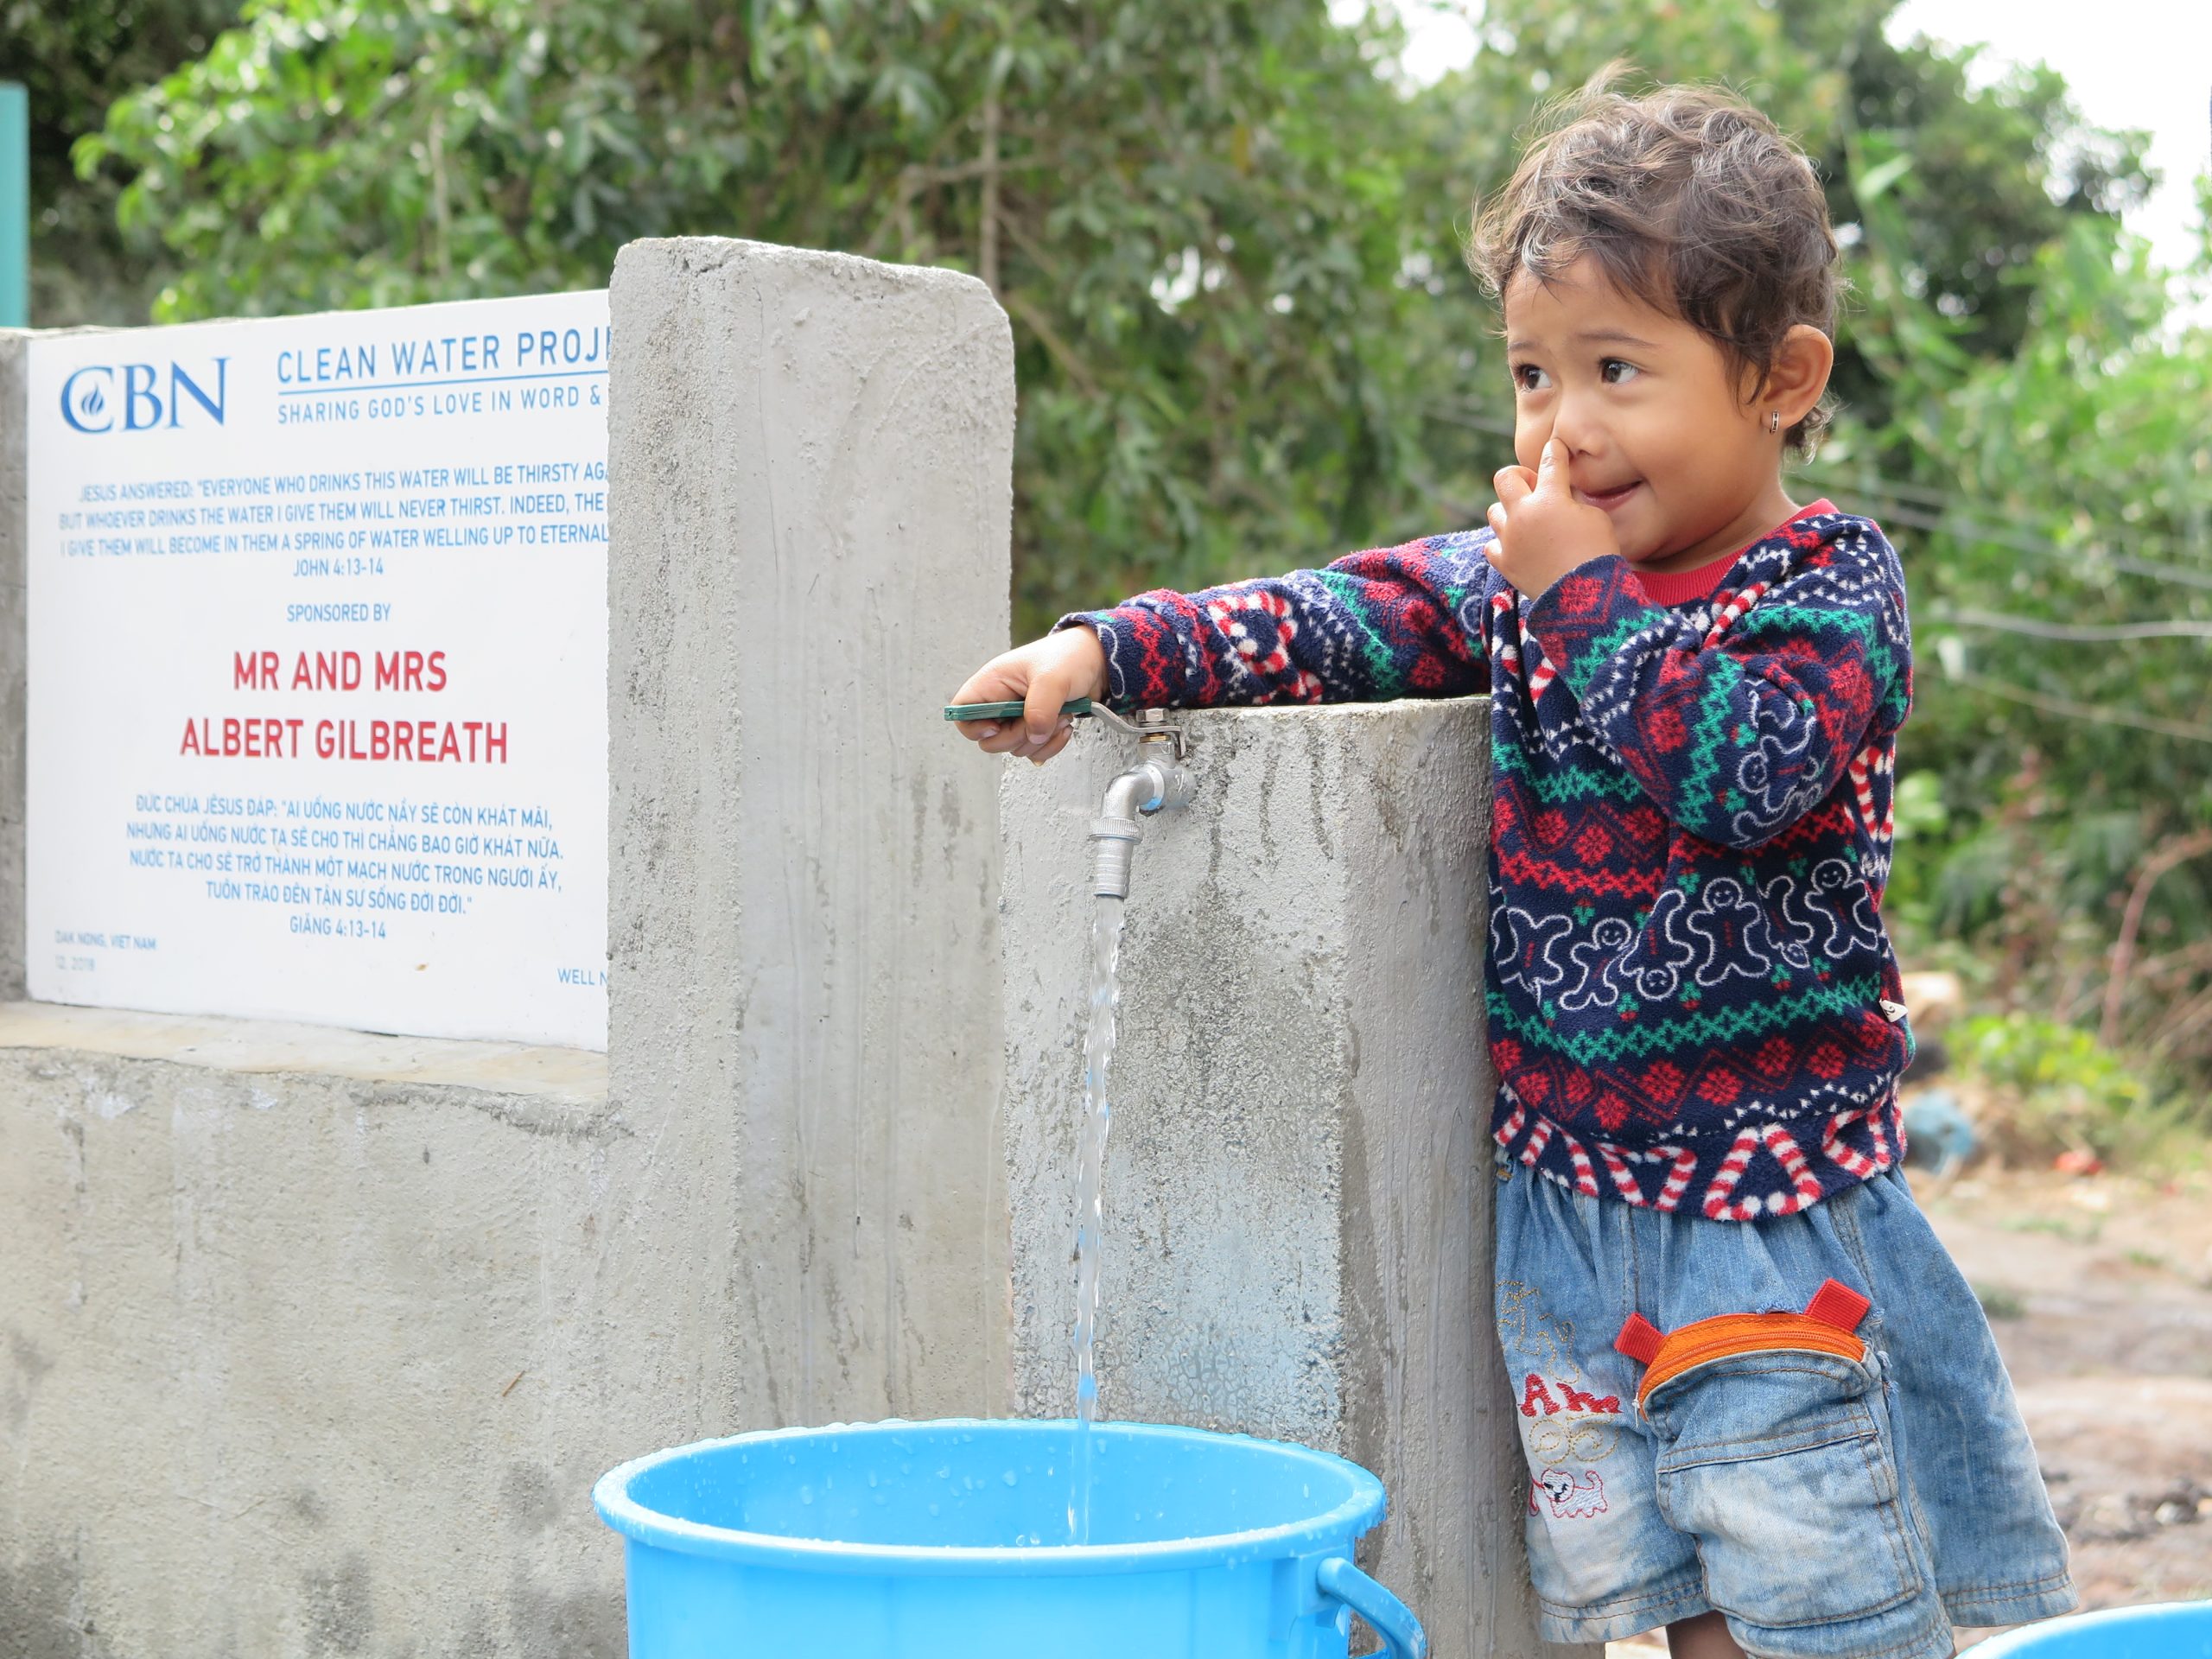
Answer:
[{"left": 1067, "top": 504, "right": 1915, "bottom": 1220}]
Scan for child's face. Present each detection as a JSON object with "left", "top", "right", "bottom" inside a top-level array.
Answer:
[{"left": 1502, "top": 257, "right": 1793, "bottom": 571}]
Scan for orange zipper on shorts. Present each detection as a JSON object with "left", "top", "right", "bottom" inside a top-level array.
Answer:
[{"left": 1634, "top": 1313, "right": 1867, "bottom": 1410}]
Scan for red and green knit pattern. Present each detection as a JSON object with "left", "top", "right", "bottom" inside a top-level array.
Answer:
[{"left": 1068, "top": 507, "right": 1916, "bottom": 1219}]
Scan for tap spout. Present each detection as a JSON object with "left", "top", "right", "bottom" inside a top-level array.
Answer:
[{"left": 1089, "top": 753, "right": 1194, "bottom": 899}]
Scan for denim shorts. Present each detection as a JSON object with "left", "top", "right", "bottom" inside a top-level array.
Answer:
[{"left": 1495, "top": 1159, "right": 2075, "bottom": 1657}]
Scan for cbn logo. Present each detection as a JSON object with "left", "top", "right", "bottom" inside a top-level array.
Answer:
[{"left": 61, "top": 359, "right": 230, "bottom": 433}]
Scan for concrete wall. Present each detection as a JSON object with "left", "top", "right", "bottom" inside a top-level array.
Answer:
[
  {"left": 1, "top": 244, "right": 1560, "bottom": 1658},
  {"left": 1002, "top": 703, "right": 1574, "bottom": 1659},
  {"left": 0, "top": 243, "right": 1017, "bottom": 1656}
]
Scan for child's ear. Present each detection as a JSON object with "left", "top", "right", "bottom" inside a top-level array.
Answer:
[{"left": 1760, "top": 325, "right": 1834, "bottom": 428}]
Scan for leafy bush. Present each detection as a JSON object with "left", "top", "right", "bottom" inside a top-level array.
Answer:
[{"left": 1957, "top": 1011, "right": 2203, "bottom": 1169}]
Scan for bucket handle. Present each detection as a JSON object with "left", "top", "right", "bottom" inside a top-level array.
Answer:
[{"left": 1318, "top": 1556, "right": 1428, "bottom": 1659}]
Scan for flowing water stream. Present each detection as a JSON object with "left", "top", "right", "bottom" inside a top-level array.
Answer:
[{"left": 1069, "top": 890, "right": 1128, "bottom": 1545}]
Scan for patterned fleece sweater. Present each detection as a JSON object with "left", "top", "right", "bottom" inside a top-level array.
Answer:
[{"left": 1067, "top": 501, "right": 1916, "bottom": 1220}]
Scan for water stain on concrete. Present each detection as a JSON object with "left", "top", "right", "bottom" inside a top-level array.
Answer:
[
  {"left": 0, "top": 1545, "right": 101, "bottom": 1659},
  {"left": 7, "top": 1328, "right": 54, "bottom": 1436},
  {"left": 499, "top": 1464, "right": 561, "bottom": 1536},
  {"left": 444, "top": 1605, "right": 498, "bottom": 1658},
  {"left": 505, "top": 1573, "right": 626, "bottom": 1659},
  {"left": 8, "top": 1336, "right": 53, "bottom": 1380},
  {"left": 301, "top": 1552, "right": 374, "bottom": 1654}
]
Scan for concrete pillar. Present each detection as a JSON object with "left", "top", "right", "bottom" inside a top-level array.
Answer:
[
  {"left": 1, "top": 328, "right": 23, "bottom": 1000},
  {"left": 607, "top": 238, "right": 1015, "bottom": 1427},
  {"left": 1001, "top": 702, "right": 1580, "bottom": 1659}
]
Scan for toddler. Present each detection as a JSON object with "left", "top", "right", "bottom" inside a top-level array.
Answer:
[{"left": 951, "top": 80, "right": 2073, "bottom": 1659}]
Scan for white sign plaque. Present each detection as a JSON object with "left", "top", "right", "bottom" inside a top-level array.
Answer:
[{"left": 27, "top": 291, "right": 610, "bottom": 1049}]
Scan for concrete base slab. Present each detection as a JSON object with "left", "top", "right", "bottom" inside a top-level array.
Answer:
[
  {"left": 0, "top": 1014, "right": 632, "bottom": 1659},
  {"left": 0, "top": 1001, "right": 607, "bottom": 1102}
]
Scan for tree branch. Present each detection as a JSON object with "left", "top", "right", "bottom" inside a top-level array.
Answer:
[
  {"left": 2101, "top": 829, "right": 2212, "bottom": 1047},
  {"left": 978, "top": 70, "right": 1001, "bottom": 296},
  {"left": 1000, "top": 285, "right": 1098, "bottom": 396}
]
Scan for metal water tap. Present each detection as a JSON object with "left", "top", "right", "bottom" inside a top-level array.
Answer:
[
  {"left": 1086, "top": 708, "right": 1194, "bottom": 900},
  {"left": 942, "top": 696, "right": 1194, "bottom": 899}
]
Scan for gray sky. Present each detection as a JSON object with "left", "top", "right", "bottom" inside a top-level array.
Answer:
[{"left": 1368, "top": 0, "right": 2210, "bottom": 278}]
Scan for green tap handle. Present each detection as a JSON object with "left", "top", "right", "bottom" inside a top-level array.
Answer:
[{"left": 944, "top": 698, "right": 1094, "bottom": 722}]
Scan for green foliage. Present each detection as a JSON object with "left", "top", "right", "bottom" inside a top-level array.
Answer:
[
  {"left": 1956, "top": 1011, "right": 2202, "bottom": 1169},
  {"left": 1970, "top": 1281, "right": 2026, "bottom": 1320},
  {"left": 1, "top": 0, "right": 241, "bottom": 323},
  {"left": 79, "top": 0, "right": 1440, "bottom": 633},
  {"left": 1961, "top": 1010, "right": 2152, "bottom": 1118},
  {"left": 1825, "top": 178, "right": 2212, "bottom": 1077},
  {"left": 1790, "top": 3, "right": 2150, "bottom": 432},
  {"left": 1381, "top": 0, "right": 2151, "bottom": 469},
  {"left": 32, "top": 0, "right": 2212, "bottom": 1087}
]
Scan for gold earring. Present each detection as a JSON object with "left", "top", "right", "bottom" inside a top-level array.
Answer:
[{"left": 1767, "top": 410, "right": 1782, "bottom": 434}]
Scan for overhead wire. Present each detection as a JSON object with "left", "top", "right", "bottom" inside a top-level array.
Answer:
[
  {"left": 1809, "top": 489, "right": 2212, "bottom": 594},
  {"left": 1421, "top": 403, "right": 2212, "bottom": 593},
  {"left": 1924, "top": 606, "right": 2212, "bottom": 643},
  {"left": 1939, "top": 668, "right": 2212, "bottom": 746},
  {"left": 1421, "top": 402, "right": 2212, "bottom": 740}
]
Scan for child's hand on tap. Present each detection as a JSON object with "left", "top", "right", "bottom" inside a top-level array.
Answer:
[{"left": 950, "top": 629, "right": 1109, "bottom": 765}]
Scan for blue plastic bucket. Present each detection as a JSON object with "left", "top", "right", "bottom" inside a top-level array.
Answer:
[
  {"left": 593, "top": 1418, "right": 1427, "bottom": 1657},
  {"left": 1969, "top": 1602, "right": 2212, "bottom": 1656}
]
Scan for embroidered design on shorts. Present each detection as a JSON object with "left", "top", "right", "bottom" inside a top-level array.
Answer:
[
  {"left": 1497, "top": 1280, "right": 1574, "bottom": 1376},
  {"left": 1518, "top": 1372, "right": 1620, "bottom": 1418},
  {"left": 1530, "top": 1465, "right": 1608, "bottom": 1519},
  {"left": 1501, "top": 1280, "right": 1624, "bottom": 1521},
  {"left": 1613, "top": 1276, "right": 1872, "bottom": 1411}
]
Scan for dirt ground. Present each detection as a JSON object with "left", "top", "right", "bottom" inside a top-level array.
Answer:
[{"left": 1606, "top": 1163, "right": 2212, "bottom": 1656}]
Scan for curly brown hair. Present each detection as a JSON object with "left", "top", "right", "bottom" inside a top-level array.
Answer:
[{"left": 1466, "top": 71, "right": 1841, "bottom": 456}]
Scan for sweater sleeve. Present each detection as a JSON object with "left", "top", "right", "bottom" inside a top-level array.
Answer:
[
  {"left": 1060, "top": 531, "right": 1495, "bottom": 709},
  {"left": 1521, "top": 538, "right": 1910, "bottom": 849}
]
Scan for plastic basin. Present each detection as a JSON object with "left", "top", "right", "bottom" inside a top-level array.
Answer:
[
  {"left": 1969, "top": 1603, "right": 2212, "bottom": 1656},
  {"left": 593, "top": 1418, "right": 1427, "bottom": 1657}
]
